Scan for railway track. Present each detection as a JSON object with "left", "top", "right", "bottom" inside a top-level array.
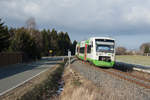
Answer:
[
  {"left": 98, "top": 68, "right": 150, "bottom": 89},
  {"left": 79, "top": 60, "right": 150, "bottom": 89},
  {"left": 94, "top": 66, "right": 150, "bottom": 89},
  {"left": 110, "top": 68, "right": 150, "bottom": 83}
]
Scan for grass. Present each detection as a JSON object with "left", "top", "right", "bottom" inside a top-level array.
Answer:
[
  {"left": 19, "top": 62, "right": 65, "bottom": 100},
  {"left": 116, "top": 55, "right": 150, "bottom": 66},
  {"left": 72, "top": 79, "right": 81, "bottom": 86},
  {"left": 59, "top": 67, "right": 100, "bottom": 100}
]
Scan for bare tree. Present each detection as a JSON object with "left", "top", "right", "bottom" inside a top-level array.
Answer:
[
  {"left": 140, "top": 42, "right": 150, "bottom": 56},
  {"left": 116, "top": 46, "right": 127, "bottom": 55},
  {"left": 140, "top": 43, "right": 150, "bottom": 54},
  {"left": 25, "top": 17, "right": 36, "bottom": 29},
  {"left": 25, "top": 17, "right": 36, "bottom": 36}
]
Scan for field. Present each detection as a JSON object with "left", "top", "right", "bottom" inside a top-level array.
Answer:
[{"left": 116, "top": 55, "right": 150, "bottom": 66}]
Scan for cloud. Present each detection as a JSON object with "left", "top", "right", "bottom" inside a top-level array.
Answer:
[
  {"left": 0, "top": 0, "right": 150, "bottom": 49},
  {"left": 1, "top": 0, "right": 150, "bottom": 27}
]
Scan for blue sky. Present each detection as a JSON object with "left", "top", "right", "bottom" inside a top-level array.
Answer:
[{"left": 0, "top": 0, "right": 150, "bottom": 50}]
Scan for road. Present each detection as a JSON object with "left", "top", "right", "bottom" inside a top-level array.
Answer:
[{"left": 0, "top": 57, "right": 64, "bottom": 96}]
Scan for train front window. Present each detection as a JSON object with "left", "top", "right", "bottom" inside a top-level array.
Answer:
[{"left": 96, "top": 44, "right": 114, "bottom": 52}]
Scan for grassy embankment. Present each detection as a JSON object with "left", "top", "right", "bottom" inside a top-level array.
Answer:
[
  {"left": 19, "top": 63, "right": 65, "bottom": 100},
  {"left": 56, "top": 66, "right": 101, "bottom": 100},
  {"left": 116, "top": 55, "right": 150, "bottom": 66}
]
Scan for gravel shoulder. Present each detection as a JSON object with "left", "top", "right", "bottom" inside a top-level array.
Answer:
[
  {"left": 129, "top": 70, "right": 150, "bottom": 81},
  {"left": 71, "top": 60, "right": 150, "bottom": 100}
]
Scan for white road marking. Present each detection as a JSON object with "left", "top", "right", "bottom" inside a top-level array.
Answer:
[{"left": 0, "top": 68, "right": 50, "bottom": 96}]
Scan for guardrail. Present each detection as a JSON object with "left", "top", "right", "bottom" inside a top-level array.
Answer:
[{"left": 115, "top": 62, "right": 150, "bottom": 74}]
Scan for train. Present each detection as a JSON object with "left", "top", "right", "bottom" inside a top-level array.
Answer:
[{"left": 75, "top": 37, "right": 115, "bottom": 67}]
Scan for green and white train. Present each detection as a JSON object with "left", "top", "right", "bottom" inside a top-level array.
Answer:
[{"left": 75, "top": 37, "right": 115, "bottom": 67}]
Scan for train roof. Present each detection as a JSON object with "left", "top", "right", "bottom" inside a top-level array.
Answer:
[
  {"left": 77, "top": 37, "right": 115, "bottom": 45},
  {"left": 90, "top": 37, "right": 115, "bottom": 40}
]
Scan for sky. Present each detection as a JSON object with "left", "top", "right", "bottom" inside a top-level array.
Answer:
[{"left": 0, "top": 0, "right": 150, "bottom": 50}]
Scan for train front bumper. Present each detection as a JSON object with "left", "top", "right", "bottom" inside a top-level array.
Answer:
[{"left": 93, "top": 60, "right": 115, "bottom": 67}]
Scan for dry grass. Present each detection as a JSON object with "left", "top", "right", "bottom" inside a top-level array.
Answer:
[
  {"left": 116, "top": 55, "right": 150, "bottom": 66},
  {"left": 58, "top": 67, "right": 100, "bottom": 100}
]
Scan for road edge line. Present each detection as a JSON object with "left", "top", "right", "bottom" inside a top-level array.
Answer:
[{"left": 0, "top": 68, "right": 50, "bottom": 96}]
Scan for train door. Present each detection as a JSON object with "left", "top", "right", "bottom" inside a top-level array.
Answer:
[
  {"left": 78, "top": 46, "right": 80, "bottom": 56},
  {"left": 84, "top": 44, "right": 87, "bottom": 61}
]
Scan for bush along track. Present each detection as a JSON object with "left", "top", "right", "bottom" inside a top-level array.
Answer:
[{"left": 19, "top": 62, "right": 65, "bottom": 100}]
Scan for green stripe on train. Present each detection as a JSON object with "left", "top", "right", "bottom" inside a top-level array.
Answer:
[
  {"left": 79, "top": 55, "right": 84, "bottom": 60},
  {"left": 77, "top": 55, "right": 114, "bottom": 67},
  {"left": 86, "top": 57, "right": 114, "bottom": 67},
  {"left": 92, "top": 60, "right": 114, "bottom": 67}
]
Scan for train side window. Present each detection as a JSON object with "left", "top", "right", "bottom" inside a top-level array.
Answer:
[
  {"left": 79, "top": 48, "right": 82, "bottom": 53},
  {"left": 77, "top": 47, "right": 79, "bottom": 52},
  {"left": 83, "top": 47, "right": 85, "bottom": 53},
  {"left": 87, "top": 45, "right": 91, "bottom": 53},
  {"left": 91, "top": 42, "right": 93, "bottom": 47},
  {"left": 80, "top": 47, "right": 84, "bottom": 54}
]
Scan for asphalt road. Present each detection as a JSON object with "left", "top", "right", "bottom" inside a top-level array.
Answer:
[{"left": 0, "top": 57, "right": 64, "bottom": 96}]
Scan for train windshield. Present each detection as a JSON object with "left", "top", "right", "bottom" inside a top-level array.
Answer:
[{"left": 96, "top": 44, "right": 114, "bottom": 53}]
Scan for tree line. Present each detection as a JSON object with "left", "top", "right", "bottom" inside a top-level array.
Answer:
[
  {"left": 0, "top": 18, "right": 77, "bottom": 60},
  {"left": 116, "top": 43, "right": 150, "bottom": 55}
]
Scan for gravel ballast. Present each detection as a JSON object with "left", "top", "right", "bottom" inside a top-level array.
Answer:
[{"left": 71, "top": 60, "right": 150, "bottom": 100}]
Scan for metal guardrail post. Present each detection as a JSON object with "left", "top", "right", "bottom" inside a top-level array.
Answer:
[{"left": 68, "top": 50, "right": 71, "bottom": 67}]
